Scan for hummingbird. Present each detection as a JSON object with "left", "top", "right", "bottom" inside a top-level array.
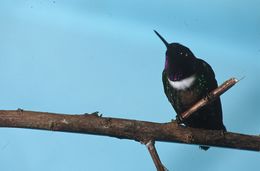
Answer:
[{"left": 154, "top": 30, "right": 226, "bottom": 150}]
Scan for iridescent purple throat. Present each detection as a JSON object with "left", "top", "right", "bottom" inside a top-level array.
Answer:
[
  {"left": 164, "top": 56, "right": 169, "bottom": 70},
  {"left": 165, "top": 56, "right": 183, "bottom": 81}
]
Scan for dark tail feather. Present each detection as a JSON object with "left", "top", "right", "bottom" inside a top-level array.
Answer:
[{"left": 200, "top": 146, "right": 210, "bottom": 151}]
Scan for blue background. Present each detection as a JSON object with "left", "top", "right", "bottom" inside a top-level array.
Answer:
[{"left": 0, "top": 1, "right": 259, "bottom": 170}]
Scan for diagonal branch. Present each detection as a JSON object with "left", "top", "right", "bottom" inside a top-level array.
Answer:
[
  {"left": 178, "top": 77, "right": 238, "bottom": 122},
  {"left": 0, "top": 110, "right": 259, "bottom": 151},
  {"left": 146, "top": 140, "right": 167, "bottom": 171}
]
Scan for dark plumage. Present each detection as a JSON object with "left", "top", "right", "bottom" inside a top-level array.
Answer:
[{"left": 155, "top": 30, "right": 226, "bottom": 150}]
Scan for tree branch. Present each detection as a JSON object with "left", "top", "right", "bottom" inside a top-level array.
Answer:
[
  {"left": 0, "top": 110, "right": 259, "bottom": 151},
  {"left": 0, "top": 78, "right": 258, "bottom": 171}
]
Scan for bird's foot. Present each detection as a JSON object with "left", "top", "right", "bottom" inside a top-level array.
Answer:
[{"left": 175, "top": 115, "right": 184, "bottom": 124}]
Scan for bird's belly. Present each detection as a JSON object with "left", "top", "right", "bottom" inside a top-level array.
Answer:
[{"left": 175, "top": 88, "right": 201, "bottom": 113}]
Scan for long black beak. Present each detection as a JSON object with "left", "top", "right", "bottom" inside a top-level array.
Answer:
[{"left": 154, "top": 30, "right": 169, "bottom": 48}]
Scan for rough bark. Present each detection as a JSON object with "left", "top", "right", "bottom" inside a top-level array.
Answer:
[{"left": 0, "top": 110, "right": 259, "bottom": 151}]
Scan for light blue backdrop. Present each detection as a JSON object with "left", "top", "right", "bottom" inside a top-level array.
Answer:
[{"left": 0, "top": 1, "right": 259, "bottom": 171}]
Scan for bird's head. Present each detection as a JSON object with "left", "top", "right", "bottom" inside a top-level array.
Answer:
[{"left": 154, "top": 30, "right": 197, "bottom": 81}]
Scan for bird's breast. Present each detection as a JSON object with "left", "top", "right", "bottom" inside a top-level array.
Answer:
[
  {"left": 167, "top": 74, "right": 202, "bottom": 112},
  {"left": 167, "top": 74, "right": 196, "bottom": 90}
]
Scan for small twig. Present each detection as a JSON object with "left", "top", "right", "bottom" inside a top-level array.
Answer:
[
  {"left": 146, "top": 140, "right": 168, "bottom": 171},
  {"left": 178, "top": 77, "right": 239, "bottom": 122}
]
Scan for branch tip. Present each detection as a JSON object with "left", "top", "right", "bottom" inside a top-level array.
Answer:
[{"left": 237, "top": 76, "right": 245, "bottom": 82}]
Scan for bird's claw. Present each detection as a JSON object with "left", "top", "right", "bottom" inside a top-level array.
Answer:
[{"left": 176, "top": 115, "right": 184, "bottom": 124}]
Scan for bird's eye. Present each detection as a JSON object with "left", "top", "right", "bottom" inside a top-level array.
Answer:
[
  {"left": 185, "top": 53, "right": 188, "bottom": 56},
  {"left": 180, "top": 52, "right": 183, "bottom": 55}
]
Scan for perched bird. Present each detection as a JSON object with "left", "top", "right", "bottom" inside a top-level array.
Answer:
[{"left": 154, "top": 30, "right": 226, "bottom": 150}]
